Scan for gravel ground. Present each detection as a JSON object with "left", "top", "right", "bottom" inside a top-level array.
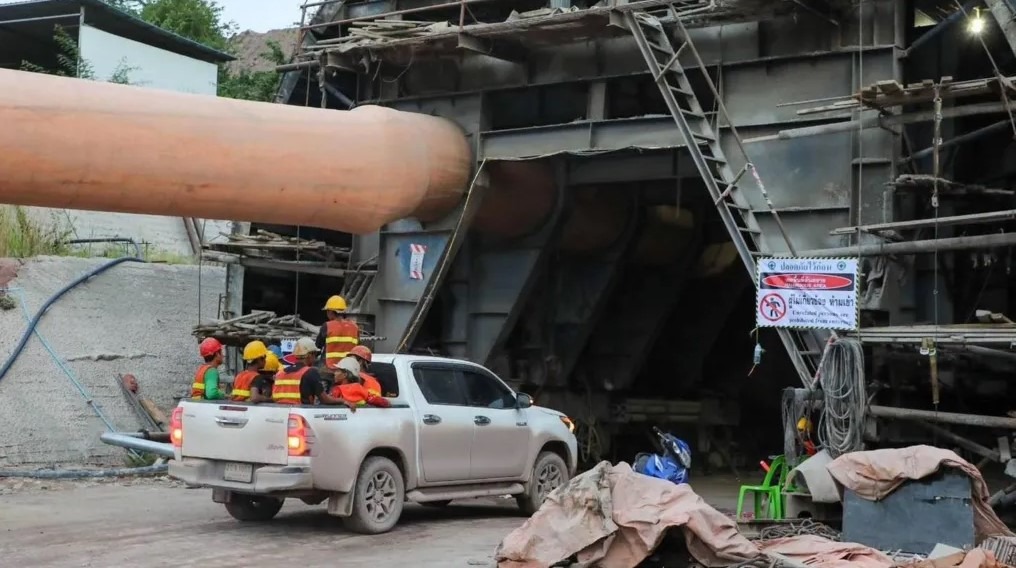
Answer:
[
  {"left": 0, "top": 476, "right": 521, "bottom": 568},
  {"left": 0, "top": 256, "right": 224, "bottom": 468}
]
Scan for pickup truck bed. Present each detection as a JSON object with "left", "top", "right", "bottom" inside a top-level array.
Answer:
[{"left": 169, "top": 354, "right": 577, "bottom": 533}]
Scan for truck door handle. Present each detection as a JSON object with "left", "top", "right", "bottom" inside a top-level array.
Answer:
[
  {"left": 474, "top": 416, "right": 491, "bottom": 426},
  {"left": 214, "top": 417, "right": 248, "bottom": 428},
  {"left": 423, "top": 414, "right": 441, "bottom": 425}
]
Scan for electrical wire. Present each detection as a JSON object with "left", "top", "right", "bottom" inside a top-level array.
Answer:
[{"left": 817, "top": 338, "right": 866, "bottom": 457}]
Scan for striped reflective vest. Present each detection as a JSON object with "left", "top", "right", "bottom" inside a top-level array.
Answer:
[
  {"left": 323, "top": 320, "right": 360, "bottom": 369},
  {"left": 361, "top": 373, "right": 382, "bottom": 397},
  {"left": 231, "top": 370, "right": 259, "bottom": 402},
  {"left": 330, "top": 382, "right": 368, "bottom": 406},
  {"left": 273, "top": 366, "right": 310, "bottom": 405},
  {"left": 191, "top": 364, "right": 212, "bottom": 399}
]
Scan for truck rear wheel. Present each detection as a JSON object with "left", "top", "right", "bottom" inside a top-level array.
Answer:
[
  {"left": 224, "top": 494, "right": 284, "bottom": 522},
  {"left": 517, "top": 451, "right": 568, "bottom": 515},
  {"left": 343, "top": 456, "right": 405, "bottom": 534}
]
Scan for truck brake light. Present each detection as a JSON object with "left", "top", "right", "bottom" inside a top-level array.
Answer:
[
  {"left": 288, "top": 414, "right": 311, "bottom": 457},
  {"left": 170, "top": 407, "right": 183, "bottom": 447}
]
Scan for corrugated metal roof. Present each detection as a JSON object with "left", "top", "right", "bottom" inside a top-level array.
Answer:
[{"left": 0, "top": 0, "right": 234, "bottom": 63}]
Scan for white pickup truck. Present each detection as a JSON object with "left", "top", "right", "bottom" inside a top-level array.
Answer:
[{"left": 168, "top": 354, "right": 577, "bottom": 534}]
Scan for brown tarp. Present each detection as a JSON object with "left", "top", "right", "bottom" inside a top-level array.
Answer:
[
  {"left": 757, "top": 535, "right": 893, "bottom": 568},
  {"left": 903, "top": 550, "right": 1003, "bottom": 568},
  {"left": 826, "top": 445, "right": 1013, "bottom": 542},
  {"left": 495, "top": 461, "right": 759, "bottom": 568}
]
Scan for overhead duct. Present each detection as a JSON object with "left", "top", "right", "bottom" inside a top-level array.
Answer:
[
  {"left": 0, "top": 69, "right": 472, "bottom": 234},
  {"left": 473, "top": 160, "right": 557, "bottom": 239},
  {"left": 559, "top": 187, "right": 631, "bottom": 254},
  {"left": 631, "top": 205, "right": 696, "bottom": 265}
]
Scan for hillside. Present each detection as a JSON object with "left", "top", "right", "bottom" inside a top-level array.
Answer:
[{"left": 227, "top": 28, "right": 300, "bottom": 74}]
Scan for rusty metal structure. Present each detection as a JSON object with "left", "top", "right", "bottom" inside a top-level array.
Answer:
[{"left": 6, "top": 0, "right": 1016, "bottom": 466}]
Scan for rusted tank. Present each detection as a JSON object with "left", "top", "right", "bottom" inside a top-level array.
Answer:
[
  {"left": 473, "top": 160, "right": 557, "bottom": 239},
  {"left": 559, "top": 187, "right": 632, "bottom": 253},
  {"left": 0, "top": 69, "right": 471, "bottom": 234}
]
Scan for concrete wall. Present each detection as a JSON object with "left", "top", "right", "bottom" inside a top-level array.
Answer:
[
  {"left": 0, "top": 257, "right": 225, "bottom": 468},
  {"left": 22, "top": 25, "right": 230, "bottom": 257}
]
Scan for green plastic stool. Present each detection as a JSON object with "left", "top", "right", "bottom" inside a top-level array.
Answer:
[{"left": 736, "top": 455, "right": 788, "bottom": 520}]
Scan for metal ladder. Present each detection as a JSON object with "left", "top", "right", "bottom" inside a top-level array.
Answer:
[{"left": 624, "top": 10, "right": 818, "bottom": 384}]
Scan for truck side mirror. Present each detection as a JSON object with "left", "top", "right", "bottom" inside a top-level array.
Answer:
[{"left": 516, "top": 393, "right": 533, "bottom": 409}]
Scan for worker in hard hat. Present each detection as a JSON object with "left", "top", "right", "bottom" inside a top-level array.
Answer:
[
  {"left": 797, "top": 416, "right": 817, "bottom": 457},
  {"left": 316, "top": 295, "right": 361, "bottom": 372},
  {"left": 230, "top": 341, "right": 267, "bottom": 402},
  {"left": 273, "top": 337, "right": 357, "bottom": 409},
  {"left": 330, "top": 357, "right": 369, "bottom": 407},
  {"left": 192, "top": 337, "right": 226, "bottom": 400},
  {"left": 248, "top": 351, "right": 280, "bottom": 403},
  {"left": 349, "top": 345, "right": 383, "bottom": 398}
]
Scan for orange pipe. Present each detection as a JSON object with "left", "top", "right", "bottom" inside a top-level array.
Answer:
[
  {"left": 0, "top": 69, "right": 471, "bottom": 234},
  {"left": 559, "top": 187, "right": 631, "bottom": 254}
]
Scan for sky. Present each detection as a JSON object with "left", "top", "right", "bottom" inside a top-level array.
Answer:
[
  {"left": 0, "top": 0, "right": 306, "bottom": 33},
  {"left": 218, "top": 0, "right": 306, "bottom": 32}
]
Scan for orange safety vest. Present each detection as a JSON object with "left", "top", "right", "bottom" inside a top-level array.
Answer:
[
  {"left": 191, "top": 364, "right": 212, "bottom": 399},
  {"left": 273, "top": 366, "right": 310, "bottom": 405},
  {"left": 323, "top": 320, "right": 360, "bottom": 370},
  {"left": 231, "top": 370, "right": 259, "bottom": 402},
  {"left": 361, "top": 373, "right": 382, "bottom": 397},
  {"left": 331, "top": 382, "right": 369, "bottom": 406}
]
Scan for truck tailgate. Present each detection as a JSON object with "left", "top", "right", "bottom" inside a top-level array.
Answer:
[{"left": 180, "top": 403, "right": 290, "bottom": 465}]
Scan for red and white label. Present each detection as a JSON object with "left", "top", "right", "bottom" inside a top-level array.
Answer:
[{"left": 409, "top": 244, "right": 427, "bottom": 280}]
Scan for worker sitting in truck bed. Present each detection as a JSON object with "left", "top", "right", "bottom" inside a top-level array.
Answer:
[
  {"left": 231, "top": 341, "right": 267, "bottom": 402},
  {"left": 248, "top": 351, "right": 279, "bottom": 403},
  {"left": 316, "top": 295, "right": 360, "bottom": 371},
  {"left": 349, "top": 345, "right": 383, "bottom": 398},
  {"left": 332, "top": 356, "right": 390, "bottom": 407},
  {"left": 330, "top": 357, "right": 369, "bottom": 407},
  {"left": 192, "top": 338, "right": 226, "bottom": 400},
  {"left": 273, "top": 337, "right": 357, "bottom": 409}
]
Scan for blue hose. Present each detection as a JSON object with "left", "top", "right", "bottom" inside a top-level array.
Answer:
[
  {"left": 0, "top": 255, "right": 144, "bottom": 383},
  {"left": 0, "top": 464, "right": 168, "bottom": 479}
]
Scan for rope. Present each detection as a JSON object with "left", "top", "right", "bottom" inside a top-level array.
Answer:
[
  {"left": 817, "top": 338, "right": 866, "bottom": 457},
  {"left": 756, "top": 519, "right": 841, "bottom": 542}
]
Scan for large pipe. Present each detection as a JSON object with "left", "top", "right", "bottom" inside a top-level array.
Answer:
[
  {"left": 100, "top": 432, "right": 176, "bottom": 458},
  {"left": 473, "top": 160, "right": 557, "bottom": 239},
  {"left": 631, "top": 206, "right": 695, "bottom": 265},
  {"left": 0, "top": 69, "right": 472, "bottom": 235},
  {"left": 559, "top": 187, "right": 631, "bottom": 254}
]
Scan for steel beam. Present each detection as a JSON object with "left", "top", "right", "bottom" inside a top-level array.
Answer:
[
  {"left": 986, "top": 0, "right": 1016, "bottom": 59},
  {"left": 479, "top": 116, "right": 688, "bottom": 160},
  {"left": 870, "top": 405, "right": 1016, "bottom": 430}
]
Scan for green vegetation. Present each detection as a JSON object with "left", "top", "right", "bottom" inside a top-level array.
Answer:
[
  {"left": 123, "top": 451, "right": 159, "bottom": 468},
  {"left": 20, "top": 25, "right": 136, "bottom": 84},
  {"left": 0, "top": 207, "right": 73, "bottom": 258}
]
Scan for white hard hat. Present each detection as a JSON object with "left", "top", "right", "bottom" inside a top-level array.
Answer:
[
  {"left": 292, "top": 337, "right": 319, "bottom": 356},
  {"left": 337, "top": 357, "right": 361, "bottom": 375}
]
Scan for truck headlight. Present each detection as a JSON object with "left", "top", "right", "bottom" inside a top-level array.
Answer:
[{"left": 560, "top": 416, "right": 576, "bottom": 433}]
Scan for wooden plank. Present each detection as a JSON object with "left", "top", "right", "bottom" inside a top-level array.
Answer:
[
  {"left": 140, "top": 399, "right": 169, "bottom": 430},
  {"left": 876, "top": 79, "right": 903, "bottom": 95}
]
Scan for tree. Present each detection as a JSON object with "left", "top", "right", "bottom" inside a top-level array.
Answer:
[{"left": 139, "top": 0, "right": 236, "bottom": 52}]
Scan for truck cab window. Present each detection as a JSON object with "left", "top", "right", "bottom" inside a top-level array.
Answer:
[
  {"left": 413, "top": 367, "right": 466, "bottom": 406},
  {"left": 461, "top": 370, "right": 515, "bottom": 409}
]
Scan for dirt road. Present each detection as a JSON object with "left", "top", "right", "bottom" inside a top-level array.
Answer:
[{"left": 0, "top": 478, "right": 522, "bottom": 567}]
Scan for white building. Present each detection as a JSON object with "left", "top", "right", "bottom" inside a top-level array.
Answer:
[{"left": 0, "top": 0, "right": 235, "bottom": 256}]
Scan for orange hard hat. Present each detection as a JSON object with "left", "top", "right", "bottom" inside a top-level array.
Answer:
[
  {"left": 199, "top": 337, "right": 223, "bottom": 358},
  {"left": 350, "top": 345, "right": 372, "bottom": 363}
]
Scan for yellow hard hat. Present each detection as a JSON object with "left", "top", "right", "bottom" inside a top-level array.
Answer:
[
  {"left": 323, "top": 295, "right": 348, "bottom": 312},
  {"left": 262, "top": 351, "right": 280, "bottom": 372},
  {"left": 796, "top": 417, "right": 812, "bottom": 432},
  {"left": 242, "top": 340, "right": 268, "bottom": 362}
]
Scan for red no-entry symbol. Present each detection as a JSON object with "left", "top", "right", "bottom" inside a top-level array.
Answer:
[{"left": 759, "top": 293, "right": 786, "bottom": 322}]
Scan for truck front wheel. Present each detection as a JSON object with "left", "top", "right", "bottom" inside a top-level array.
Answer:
[
  {"left": 343, "top": 456, "right": 405, "bottom": 534},
  {"left": 224, "top": 495, "right": 284, "bottom": 522},
  {"left": 517, "top": 451, "right": 568, "bottom": 515}
]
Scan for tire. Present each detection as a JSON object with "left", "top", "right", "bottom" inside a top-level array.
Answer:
[
  {"left": 420, "top": 500, "right": 452, "bottom": 508},
  {"left": 517, "top": 451, "right": 569, "bottom": 515},
  {"left": 224, "top": 494, "right": 284, "bottom": 522},
  {"left": 342, "top": 456, "right": 405, "bottom": 534}
]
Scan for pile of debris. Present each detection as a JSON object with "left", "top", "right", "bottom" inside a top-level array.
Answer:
[
  {"left": 192, "top": 311, "right": 318, "bottom": 346},
  {"left": 203, "top": 229, "right": 350, "bottom": 264}
]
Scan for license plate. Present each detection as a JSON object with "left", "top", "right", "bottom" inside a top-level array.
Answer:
[{"left": 223, "top": 463, "right": 253, "bottom": 483}]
